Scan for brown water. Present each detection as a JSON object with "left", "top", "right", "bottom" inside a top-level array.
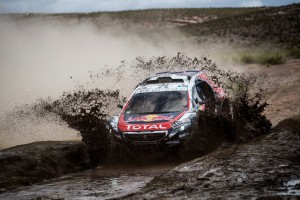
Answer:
[{"left": 0, "top": 164, "right": 175, "bottom": 200}]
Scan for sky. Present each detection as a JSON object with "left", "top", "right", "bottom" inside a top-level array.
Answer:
[{"left": 0, "top": 0, "right": 299, "bottom": 13}]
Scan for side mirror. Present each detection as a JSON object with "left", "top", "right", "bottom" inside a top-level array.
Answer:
[
  {"left": 195, "top": 97, "right": 205, "bottom": 105},
  {"left": 117, "top": 104, "right": 123, "bottom": 109}
]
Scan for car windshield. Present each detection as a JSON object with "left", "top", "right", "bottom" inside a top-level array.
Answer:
[{"left": 125, "top": 91, "right": 188, "bottom": 115}]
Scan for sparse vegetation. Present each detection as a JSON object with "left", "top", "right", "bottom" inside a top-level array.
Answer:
[
  {"left": 179, "top": 4, "right": 300, "bottom": 48},
  {"left": 0, "top": 4, "right": 300, "bottom": 198},
  {"left": 4, "top": 3, "right": 299, "bottom": 49},
  {"left": 3, "top": 3, "right": 299, "bottom": 68},
  {"left": 287, "top": 47, "right": 300, "bottom": 59},
  {"left": 239, "top": 52, "right": 286, "bottom": 65}
]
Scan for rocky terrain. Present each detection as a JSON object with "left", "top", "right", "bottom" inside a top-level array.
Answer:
[
  {"left": 0, "top": 3, "right": 299, "bottom": 199},
  {"left": 122, "top": 115, "right": 300, "bottom": 199},
  {"left": 0, "top": 141, "right": 89, "bottom": 192},
  {"left": 0, "top": 114, "right": 299, "bottom": 199}
]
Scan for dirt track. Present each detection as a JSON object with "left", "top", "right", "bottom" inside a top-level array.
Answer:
[
  {"left": 0, "top": 3, "right": 300, "bottom": 199},
  {"left": 0, "top": 115, "right": 299, "bottom": 199},
  {"left": 121, "top": 116, "right": 300, "bottom": 199},
  {"left": 0, "top": 165, "right": 174, "bottom": 200},
  {"left": 263, "top": 59, "right": 300, "bottom": 125},
  {"left": 0, "top": 59, "right": 299, "bottom": 199}
]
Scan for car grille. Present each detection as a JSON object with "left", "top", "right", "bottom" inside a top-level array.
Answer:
[{"left": 123, "top": 131, "right": 167, "bottom": 143}]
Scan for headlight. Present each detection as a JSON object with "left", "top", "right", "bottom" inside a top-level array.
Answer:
[
  {"left": 108, "top": 116, "right": 119, "bottom": 132},
  {"left": 180, "top": 125, "right": 185, "bottom": 131},
  {"left": 171, "top": 118, "right": 190, "bottom": 129},
  {"left": 169, "top": 118, "right": 191, "bottom": 138}
]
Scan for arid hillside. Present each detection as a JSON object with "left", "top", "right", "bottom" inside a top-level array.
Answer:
[{"left": 0, "top": 3, "right": 299, "bottom": 199}]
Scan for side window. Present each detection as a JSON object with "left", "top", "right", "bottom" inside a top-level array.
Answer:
[
  {"left": 193, "top": 78, "right": 218, "bottom": 113},
  {"left": 191, "top": 85, "right": 198, "bottom": 107},
  {"left": 198, "top": 80, "right": 217, "bottom": 113},
  {"left": 195, "top": 82, "right": 205, "bottom": 103},
  {"left": 192, "top": 82, "right": 206, "bottom": 108}
]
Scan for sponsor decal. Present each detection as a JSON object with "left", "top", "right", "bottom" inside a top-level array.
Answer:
[
  {"left": 128, "top": 114, "right": 174, "bottom": 122},
  {"left": 198, "top": 73, "right": 209, "bottom": 81},
  {"left": 135, "top": 85, "right": 188, "bottom": 93},
  {"left": 199, "top": 104, "right": 205, "bottom": 111},
  {"left": 178, "top": 85, "right": 188, "bottom": 88},
  {"left": 126, "top": 124, "right": 167, "bottom": 130}
]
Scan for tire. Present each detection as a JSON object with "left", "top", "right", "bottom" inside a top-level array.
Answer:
[{"left": 221, "top": 98, "right": 231, "bottom": 118}]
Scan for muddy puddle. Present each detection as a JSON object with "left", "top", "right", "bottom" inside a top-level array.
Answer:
[{"left": 0, "top": 164, "right": 176, "bottom": 200}]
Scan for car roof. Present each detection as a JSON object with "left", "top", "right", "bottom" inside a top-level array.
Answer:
[
  {"left": 140, "top": 70, "right": 202, "bottom": 86},
  {"left": 154, "top": 70, "right": 201, "bottom": 79}
]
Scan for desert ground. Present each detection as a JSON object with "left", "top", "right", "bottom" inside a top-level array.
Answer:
[{"left": 0, "top": 3, "right": 299, "bottom": 199}]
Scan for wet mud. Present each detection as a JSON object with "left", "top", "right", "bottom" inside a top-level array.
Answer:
[
  {"left": 0, "top": 164, "right": 176, "bottom": 200},
  {"left": 0, "top": 141, "right": 89, "bottom": 192},
  {"left": 0, "top": 115, "right": 298, "bottom": 199},
  {"left": 1, "top": 4, "right": 299, "bottom": 198},
  {"left": 0, "top": 54, "right": 284, "bottom": 198},
  {"left": 120, "top": 114, "right": 300, "bottom": 199}
]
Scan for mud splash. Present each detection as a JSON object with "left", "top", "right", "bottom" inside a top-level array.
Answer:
[
  {"left": 181, "top": 72, "right": 272, "bottom": 160},
  {"left": 0, "top": 53, "right": 275, "bottom": 192},
  {"left": 2, "top": 53, "right": 272, "bottom": 166},
  {"left": 34, "top": 89, "right": 125, "bottom": 165},
  {"left": 40, "top": 53, "right": 271, "bottom": 165},
  {"left": 89, "top": 52, "right": 233, "bottom": 92}
]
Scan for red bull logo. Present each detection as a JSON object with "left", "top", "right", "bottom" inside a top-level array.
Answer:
[
  {"left": 126, "top": 124, "right": 167, "bottom": 130},
  {"left": 127, "top": 114, "right": 174, "bottom": 122}
]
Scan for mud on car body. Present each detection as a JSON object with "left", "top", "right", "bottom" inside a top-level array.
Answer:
[{"left": 109, "top": 70, "right": 227, "bottom": 146}]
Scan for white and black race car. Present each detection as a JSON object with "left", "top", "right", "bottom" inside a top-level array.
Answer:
[{"left": 109, "top": 70, "right": 228, "bottom": 146}]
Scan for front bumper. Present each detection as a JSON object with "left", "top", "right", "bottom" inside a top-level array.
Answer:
[{"left": 111, "top": 126, "right": 191, "bottom": 146}]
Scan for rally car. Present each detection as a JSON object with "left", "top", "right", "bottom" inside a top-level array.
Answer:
[{"left": 108, "top": 70, "right": 228, "bottom": 146}]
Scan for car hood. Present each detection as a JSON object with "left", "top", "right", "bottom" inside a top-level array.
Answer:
[
  {"left": 124, "top": 112, "right": 180, "bottom": 123},
  {"left": 118, "top": 112, "right": 184, "bottom": 132}
]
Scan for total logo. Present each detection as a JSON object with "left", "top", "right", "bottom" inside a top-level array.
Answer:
[{"left": 126, "top": 124, "right": 167, "bottom": 130}]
